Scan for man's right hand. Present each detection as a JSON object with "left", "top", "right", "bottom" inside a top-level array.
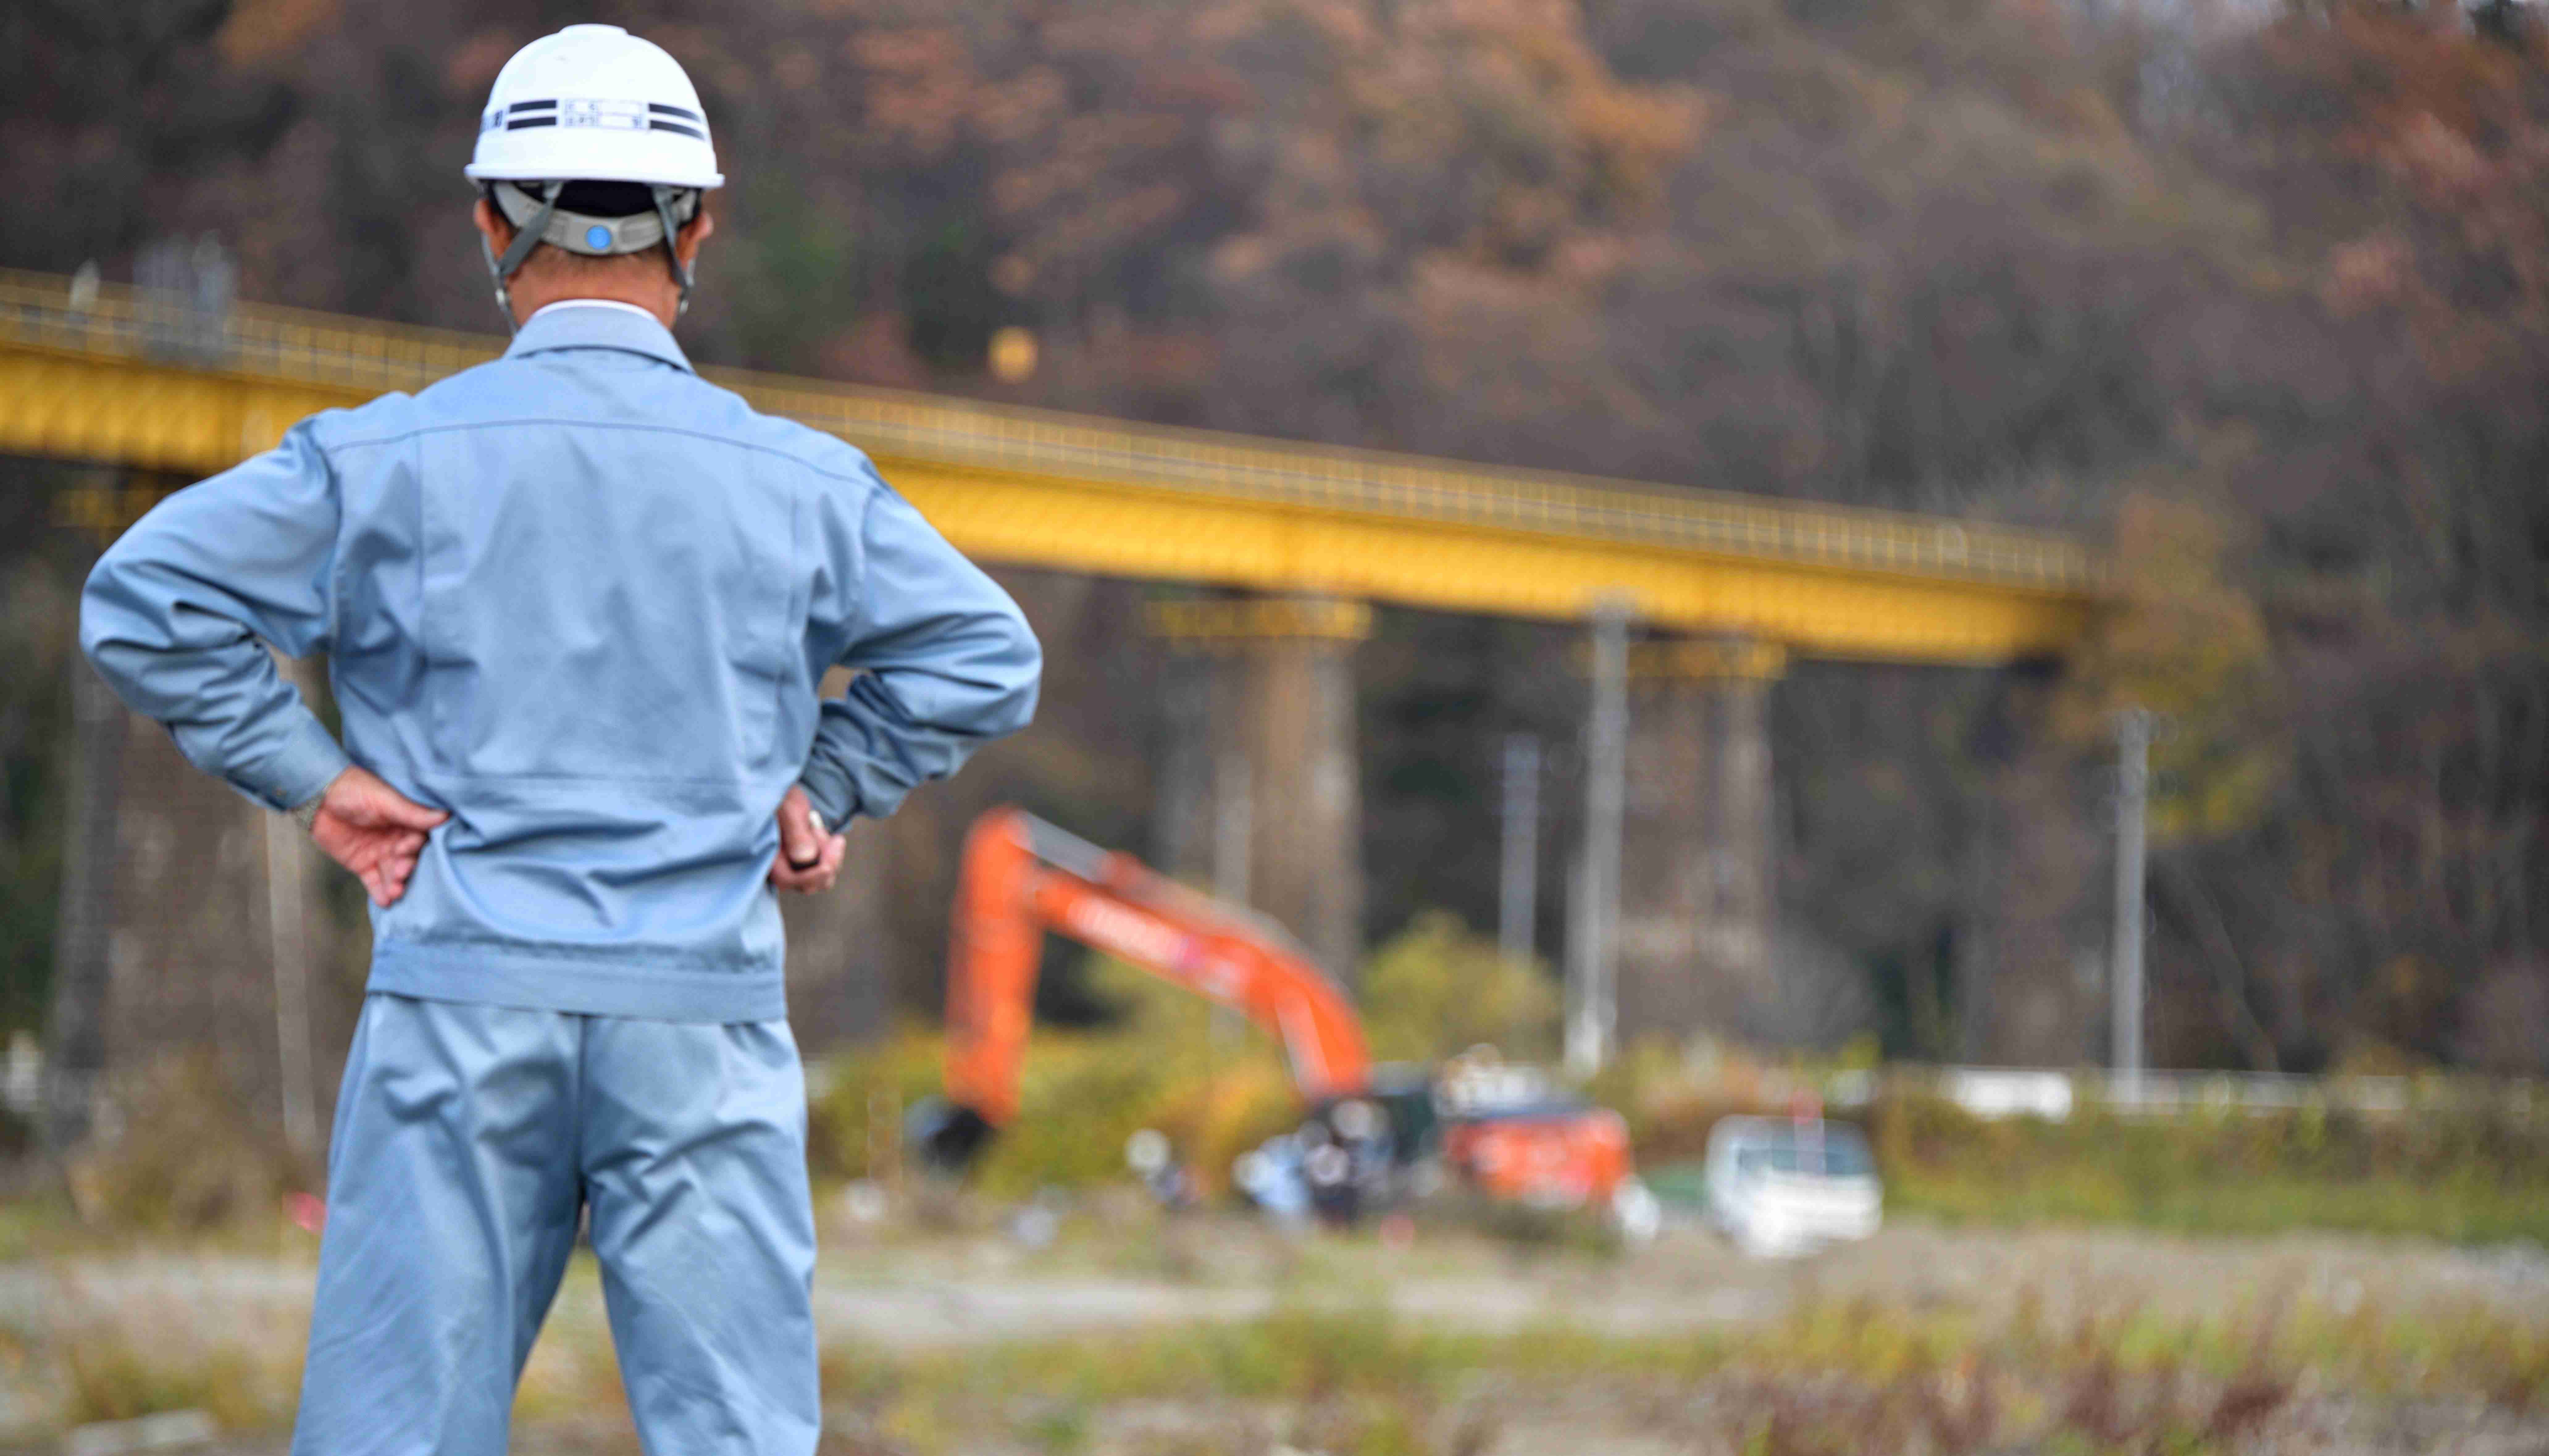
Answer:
[
  {"left": 307, "top": 766, "right": 450, "bottom": 907},
  {"left": 769, "top": 784, "right": 848, "bottom": 894}
]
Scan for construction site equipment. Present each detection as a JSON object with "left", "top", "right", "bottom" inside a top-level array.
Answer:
[{"left": 911, "top": 806, "right": 1635, "bottom": 1216}]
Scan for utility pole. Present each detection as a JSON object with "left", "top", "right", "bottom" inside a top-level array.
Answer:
[
  {"left": 265, "top": 648, "right": 324, "bottom": 1154},
  {"left": 1211, "top": 751, "right": 1253, "bottom": 1043},
  {"left": 1567, "top": 600, "right": 1629, "bottom": 1078},
  {"left": 264, "top": 812, "right": 318, "bottom": 1153},
  {"left": 2111, "top": 707, "right": 2150, "bottom": 1100},
  {"left": 43, "top": 534, "right": 126, "bottom": 1154},
  {"left": 1497, "top": 734, "right": 1540, "bottom": 968},
  {"left": 1212, "top": 751, "right": 1253, "bottom": 910},
  {"left": 1151, "top": 648, "right": 1213, "bottom": 885}
]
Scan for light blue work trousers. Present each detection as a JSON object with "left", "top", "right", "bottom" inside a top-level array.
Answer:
[{"left": 291, "top": 993, "right": 820, "bottom": 1456}]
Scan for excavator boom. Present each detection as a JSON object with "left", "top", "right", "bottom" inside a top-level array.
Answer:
[{"left": 939, "top": 807, "right": 1371, "bottom": 1139}]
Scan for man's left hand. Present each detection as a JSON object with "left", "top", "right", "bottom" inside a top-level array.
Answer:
[
  {"left": 769, "top": 784, "right": 848, "bottom": 894},
  {"left": 306, "top": 766, "right": 450, "bottom": 907}
]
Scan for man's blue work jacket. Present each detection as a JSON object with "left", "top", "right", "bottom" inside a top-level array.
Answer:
[{"left": 82, "top": 302, "right": 1043, "bottom": 1023}]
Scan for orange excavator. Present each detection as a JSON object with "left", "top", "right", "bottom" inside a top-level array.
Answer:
[{"left": 910, "top": 806, "right": 1638, "bottom": 1219}]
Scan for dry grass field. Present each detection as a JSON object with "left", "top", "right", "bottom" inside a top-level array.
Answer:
[{"left": 6, "top": 1195, "right": 2544, "bottom": 1455}]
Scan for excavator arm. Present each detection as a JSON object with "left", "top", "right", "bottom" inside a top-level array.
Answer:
[{"left": 920, "top": 806, "right": 1371, "bottom": 1172}]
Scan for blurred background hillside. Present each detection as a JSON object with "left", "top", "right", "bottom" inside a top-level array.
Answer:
[
  {"left": 2, "top": 0, "right": 2544, "bottom": 1086},
  {"left": 6, "top": 5, "right": 2549, "bottom": 1451}
]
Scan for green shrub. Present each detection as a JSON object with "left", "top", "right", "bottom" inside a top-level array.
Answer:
[
  {"left": 1357, "top": 912, "right": 1558, "bottom": 1064},
  {"left": 64, "top": 1052, "right": 315, "bottom": 1234},
  {"left": 806, "top": 1016, "right": 1301, "bottom": 1198},
  {"left": 61, "top": 1327, "right": 287, "bottom": 1429}
]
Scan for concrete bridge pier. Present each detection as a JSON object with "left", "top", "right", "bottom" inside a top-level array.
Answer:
[
  {"left": 1150, "top": 595, "right": 1370, "bottom": 981},
  {"left": 1615, "top": 637, "right": 1787, "bottom": 1046}
]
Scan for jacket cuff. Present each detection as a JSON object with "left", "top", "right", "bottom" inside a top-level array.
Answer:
[
  {"left": 244, "top": 712, "right": 353, "bottom": 814},
  {"left": 795, "top": 759, "right": 858, "bottom": 833}
]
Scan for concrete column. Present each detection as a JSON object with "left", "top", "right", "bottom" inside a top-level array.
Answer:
[
  {"left": 1614, "top": 638, "right": 1786, "bottom": 1046},
  {"left": 1149, "top": 595, "right": 1370, "bottom": 981}
]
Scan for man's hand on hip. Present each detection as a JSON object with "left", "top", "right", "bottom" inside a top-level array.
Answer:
[
  {"left": 306, "top": 766, "right": 450, "bottom": 907},
  {"left": 769, "top": 785, "right": 847, "bottom": 894}
]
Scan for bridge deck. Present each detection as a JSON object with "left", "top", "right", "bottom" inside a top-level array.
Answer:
[{"left": 0, "top": 269, "right": 2097, "bottom": 662}]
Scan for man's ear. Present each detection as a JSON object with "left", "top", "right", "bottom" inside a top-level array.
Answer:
[
  {"left": 672, "top": 206, "right": 715, "bottom": 268},
  {"left": 472, "top": 195, "right": 515, "bottom": 252}
]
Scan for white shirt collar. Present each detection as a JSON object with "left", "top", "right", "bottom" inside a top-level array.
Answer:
[{"left": 527, "top": 298, "right": 665, "bottom": 326}]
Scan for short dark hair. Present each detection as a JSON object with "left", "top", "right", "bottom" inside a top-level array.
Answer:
[
  {"left": 485, "top": 179, "right": 662, "bottom": 218},
  {"left": 551, "top": 179, "right": 659, "bottom": 217}
]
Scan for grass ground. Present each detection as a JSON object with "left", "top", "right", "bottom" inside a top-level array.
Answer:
[
  {"left": 1844, "top": 1084, "right": 2549, "bottom": 1248},
  {"left": 5, "top": 1200, "right": 2544, "bottom": 1455},
  {"left": 12, "top": 927, "right": 2543, "bottom": 1451},
  {"left": 1882, "top": 1166, "right": 2549, "bottom": 1246}
]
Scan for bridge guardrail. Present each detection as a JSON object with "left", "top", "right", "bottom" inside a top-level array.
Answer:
[{"left": 0, "top": 267, "right": 2100, "bottom": 595}]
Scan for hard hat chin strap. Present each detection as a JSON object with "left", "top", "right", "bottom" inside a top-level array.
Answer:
[
  {"left": 650, "top": 184, "right": 694, "bottom": 318},
  {"left": 479, "top": 181, "right": 698, "bottom": 328},
  {"left": 482, "top": 181, "right": 563, "bottom": 333}
]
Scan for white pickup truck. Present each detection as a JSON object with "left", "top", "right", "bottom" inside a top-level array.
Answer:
[{"left": 1703, "top": 1115, "right": 1884, "bottom": 1257}]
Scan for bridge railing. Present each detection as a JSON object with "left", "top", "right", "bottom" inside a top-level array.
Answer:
[
  {"left": 0, "top": 269, "right": 496, "bottom": 393},
  {"left": 1, "top": 266, "right": 2100, "bottom": 594}
]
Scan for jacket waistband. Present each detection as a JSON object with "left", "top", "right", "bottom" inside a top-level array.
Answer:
[{"left": 370, "top": 937, "right": 788, "bottom": 1023}]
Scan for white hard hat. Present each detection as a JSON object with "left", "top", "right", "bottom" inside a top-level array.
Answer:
[
  {"left": 466, "top": 25, "right": 722, "bottom": 325},
  {"left": 467, "top": 24, "right": 723, "bottom": 191}
]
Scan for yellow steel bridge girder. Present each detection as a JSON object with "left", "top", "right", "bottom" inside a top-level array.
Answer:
[
  {"left": 888, "top": 461, "right": 2090, "bottom": 662},
  {"left": 1, "top": 347, "right": 337, "bottom": 475},
  {"left": 0, "top": 266, "right": 2101, "bottom": 664}
]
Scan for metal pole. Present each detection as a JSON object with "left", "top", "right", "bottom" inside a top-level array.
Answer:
[
  {"left": 1567, "top": 600, "right": 1629, "bottom": 1078},
  {"left": 263, "top": 810, "right": 317, "bottom": 1153},
  {"left": 1498, "top": 734, "right": 1540, "bottom": 967},
  {"left": 42, "top": 641, "right": 125, "bottom": 1154},
  {"left": 266, "top": 651, "right": 325, "bottom": 1155},
  {"left": 1151, "top": 648, "right": 1212, "bottom": 883},
  {"left": 1211, "top": 751, "right": 1253, "bottom": 1043},
  {"left": 2112, "top": 707, "right": 2150, "bottom": 1100},
  {"left": 1213, "top": 751, "right": 1253, "bottom": 908},
  {"left": 1563, "top": 850, "right": 1588, "bottom": 1061}
]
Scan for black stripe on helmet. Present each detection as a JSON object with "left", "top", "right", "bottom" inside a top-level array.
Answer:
[
  {"left": 505, "top": 115, "right": 559, "bottom": 130},
  {"left": 648, "top": 119, "right": 707, "bottom": 140},
  {"left": 647, "top": 102, "right": 702, "bottom": 122}
]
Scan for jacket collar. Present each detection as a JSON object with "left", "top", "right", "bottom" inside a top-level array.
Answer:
[{"left": 502, "top": 300, "right": 694, "bottom": 374}]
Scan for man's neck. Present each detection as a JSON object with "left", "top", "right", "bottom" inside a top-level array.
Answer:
[
  {"left": 529, "top": 298, "right": 665, "bottom": 324},
  {"left": 506, "top": 279, "right": 678, "bottom": 330}
]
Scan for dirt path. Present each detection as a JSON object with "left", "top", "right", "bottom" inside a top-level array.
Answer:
[{"left": 11, "top": 1217, "right": 2547, "bottom": 1350}]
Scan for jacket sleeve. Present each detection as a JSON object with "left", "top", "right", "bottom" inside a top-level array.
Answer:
[
  {"left": 797, "top": 471, "right": 1043, "bottom": 829},
  {"left": 80, "top": 420, "right": 354, "bottom": 812}
]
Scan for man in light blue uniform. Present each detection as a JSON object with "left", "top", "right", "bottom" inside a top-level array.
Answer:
[{"left": 78, "top": 25, "right": 1040, "bottom": 1455}]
